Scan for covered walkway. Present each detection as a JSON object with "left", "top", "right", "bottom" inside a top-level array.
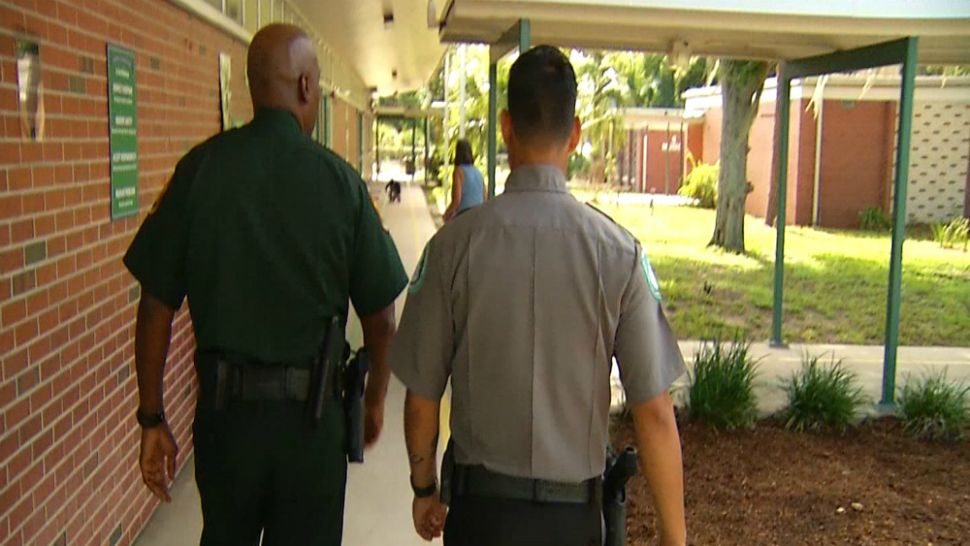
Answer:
[{"left": 134, "top": 184, "right": 970, "bottom": 545}]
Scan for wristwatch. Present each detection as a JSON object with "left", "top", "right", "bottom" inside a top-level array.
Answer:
[
  {"left": 410, "top": 476, "right": 438, "bottom": 498},
  {"left": 136, "top": 408, "right": 166, "bottom": 429}
]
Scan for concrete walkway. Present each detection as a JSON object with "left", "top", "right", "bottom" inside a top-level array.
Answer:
[{"left": 135, "top": 181, "right": 970, "bottom": 545}]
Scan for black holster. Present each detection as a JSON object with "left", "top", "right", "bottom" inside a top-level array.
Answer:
[
  {"left": 305, "top": 316, "right": 346, "bottom": 426},
  {"left": 343, "top": 349, "right": 369, "bottom": 463},
  {"left": 603, "top": 447, "right": 638, "bottom": 546}
]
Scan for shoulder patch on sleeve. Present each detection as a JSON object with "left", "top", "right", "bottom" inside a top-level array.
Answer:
[
  {"left": 639, "top": 247, "right": 663, "bottom": 302},
  {"left": 409, "top": 243, "right": 431, "bottom": 294}
]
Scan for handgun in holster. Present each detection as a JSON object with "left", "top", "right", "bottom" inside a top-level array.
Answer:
[
  {"left": 304, "top": 316, "right": 345, "bottom": 427},
  {"left": 603, "top": 446, "right": 639, "bottom": 546},
  {"left": 343, "top": 348, "right": 369, "bottom": 463}
]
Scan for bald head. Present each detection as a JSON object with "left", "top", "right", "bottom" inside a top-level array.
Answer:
[{"left": 247, "top": 24, "right": 321, "bottom": 135}]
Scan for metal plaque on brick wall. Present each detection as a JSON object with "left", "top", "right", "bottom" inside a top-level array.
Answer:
[{"left": 107, "top": 44, "right": 138, "bottom": 219}]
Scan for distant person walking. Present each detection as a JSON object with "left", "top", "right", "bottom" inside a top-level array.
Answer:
[{"left": 443, "top": 139, "right": 485, "bottom": 221}]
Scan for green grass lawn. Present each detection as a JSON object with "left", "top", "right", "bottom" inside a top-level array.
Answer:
[{"left": 590, "top": 201, "right": 970, "bottom": 346}]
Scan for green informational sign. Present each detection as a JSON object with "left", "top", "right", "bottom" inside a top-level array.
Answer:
[{"left": 107, "top": 44, "right": 138, "bottom": 219}]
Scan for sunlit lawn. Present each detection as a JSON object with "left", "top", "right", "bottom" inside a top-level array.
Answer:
[{"left": 589, "top": 200, "right": 970, "bottom": 346}]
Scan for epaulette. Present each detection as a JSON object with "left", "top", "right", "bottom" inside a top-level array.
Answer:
[{"left": 584, "top": 202, "right": 640, "bottom": 245}]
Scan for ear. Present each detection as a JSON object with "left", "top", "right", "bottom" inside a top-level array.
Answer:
[
  {"left": 299, "top": 73, "right": 311, "bottom": 104},
  {"left": 566, "top": 116, "right": 581, "bottom": 154},
  {"left": 500, "top": 110, "right": 514, "bottom": 147}
]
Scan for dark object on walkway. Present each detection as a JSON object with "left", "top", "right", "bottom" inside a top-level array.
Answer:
[
  {"left": 603, "top": 447, "right": 638, "bottom": 546},
  {"left": 386, "top": 179, "right": 402, "bottom": 203},
  {"left": 343, "top": 349, "right": 370, "bottom": 462}
]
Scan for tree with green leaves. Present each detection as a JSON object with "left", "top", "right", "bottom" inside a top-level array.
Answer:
[{"left": 709, "top": 60, "right": 771, "bottom": 254}]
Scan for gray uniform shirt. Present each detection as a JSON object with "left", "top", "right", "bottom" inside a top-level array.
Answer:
[{"left": 390, "top": 165, "right": 685, "bottom": 483}]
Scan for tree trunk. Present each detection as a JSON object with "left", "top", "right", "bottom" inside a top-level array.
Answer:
[{"left": 710, "top": 61, "right": 770, "bottom": 253}]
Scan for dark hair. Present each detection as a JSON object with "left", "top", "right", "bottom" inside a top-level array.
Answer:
[
  {"left": 454, "top": 139, "right": 474, "bottom": 165},
  {"left": 507, "top": 45, "right": 577, "bottom": 144}
]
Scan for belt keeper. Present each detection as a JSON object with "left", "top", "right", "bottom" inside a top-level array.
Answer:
[{"left": 214, "top": 359, "right": 229, "bottom": 411}]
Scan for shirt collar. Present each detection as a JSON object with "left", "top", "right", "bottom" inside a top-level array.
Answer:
[
  {"left": 252, "top": 108, "right": 303, "bottom": 135},
  {"left": 503, "top": 165, "right": 568, "bottom": 193}
]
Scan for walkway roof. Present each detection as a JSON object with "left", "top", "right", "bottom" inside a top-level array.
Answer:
[{"left": 438, "top": 0, "right": 970, "bottom": 64}]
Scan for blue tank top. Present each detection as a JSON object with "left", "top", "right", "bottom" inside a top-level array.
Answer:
[{"left": 457, "top": 165, "right": 485, "bottom": 212}]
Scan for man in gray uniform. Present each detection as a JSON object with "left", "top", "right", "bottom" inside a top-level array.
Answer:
[{"left": 390, "top": 46, "right": 687, "bottom": 546}]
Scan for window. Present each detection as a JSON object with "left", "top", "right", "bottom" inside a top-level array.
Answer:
[
  {"left": 245, "top": 0, "right": 260, "bottom": 31},
  {"left": 225, "top": 0, "right": 243, "bottom": 25}
]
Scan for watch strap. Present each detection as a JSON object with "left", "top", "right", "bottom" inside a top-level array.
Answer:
[{"left": 410, "top": 476, "right": 438, "bottom": 498}]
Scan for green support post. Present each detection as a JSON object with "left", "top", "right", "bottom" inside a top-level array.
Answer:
[
  {"left": 487, "top": 59, "right": 498, "bottom": 198},
  {"left": 881, "top": 37, "right": 919, "bottom": 407},
  {"left": 411, "top": 119, "right": 417, "bottom": 182},
  {"left": 424, "top": 117, "right": 430, "bottom": 185},
  {"left": 519, "top": 19, "right": 531, "bottom": 53},
  {"left": 771, "top": 73, "right": 792, "bottom": 348}
]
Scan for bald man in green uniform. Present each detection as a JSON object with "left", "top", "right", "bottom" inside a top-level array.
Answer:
[{"left": 124, "top": 24, "right": 408, "bottom": 545}]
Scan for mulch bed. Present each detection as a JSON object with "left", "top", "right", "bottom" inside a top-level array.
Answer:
[{"left": 613, "top": 418, "right": 970, "bottom": 545}]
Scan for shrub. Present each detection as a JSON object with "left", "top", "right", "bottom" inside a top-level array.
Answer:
[
  {"left": 782, "top": 353, "right": 866, "bottom": 433},
  {"left": 568, "top": 152, "right": 591, "bottom": 180},
  {"left": 687, "top": 338, "right": 759, "bottom": 429},
  {"left": 898, "top": 370, "right": 969, "bottom": 441},
  {"left": 931, "top": 217, "right": 969, "bottom": 251},
  {"left": 678, "top": 161, "right": 718, "bottom": 209},
  {"left": 859, "top": 206, "right": 891, "bottom": 231}
]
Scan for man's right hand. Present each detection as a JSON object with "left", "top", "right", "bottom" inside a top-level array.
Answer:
[
  {"left": 139, "top": 423, "right": 178, "bottom": 502},
  {"left": 412, "top": 493, "right": 447, "bottom": 541}
]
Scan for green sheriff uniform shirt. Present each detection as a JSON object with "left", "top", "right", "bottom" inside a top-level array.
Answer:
[{"left": 124, "top": 108, "right": 407, "bottom": 362}]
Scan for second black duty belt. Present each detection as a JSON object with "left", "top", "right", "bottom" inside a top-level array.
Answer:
[{"left": 453, "top": 465, "right": 602, "bottom": 505}]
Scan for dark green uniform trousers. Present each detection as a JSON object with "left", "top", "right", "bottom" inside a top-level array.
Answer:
[{"left": 193, "top": 379, "right": 347, "bottom": 545}]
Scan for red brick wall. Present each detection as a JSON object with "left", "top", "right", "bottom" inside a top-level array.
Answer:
[
  {"left": 745, "top": 108, "right": 775, "bottom": 219},
  {"left": 0, "top": 1, "right": 253, "bottom": 545},
  {"left": 686, "top": 122, "right": 703, "bottom": 171},
  {"left": 818, "top": 99, "right": 895, "bottom": 229},
  {"left": 699, "top": 98, "right": 818, "bottom": 225}
]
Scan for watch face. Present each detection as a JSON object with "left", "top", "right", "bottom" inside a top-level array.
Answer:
[{"left": 137, "top": 410, "right": 165, "bottom": 428}]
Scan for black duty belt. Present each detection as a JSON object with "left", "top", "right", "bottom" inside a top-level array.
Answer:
[
  {"left": 197, "top": 351, "right": 339, "bottom": 407},
  {"left": 453, "top": 465, "right": 601, "bottom": 505}
]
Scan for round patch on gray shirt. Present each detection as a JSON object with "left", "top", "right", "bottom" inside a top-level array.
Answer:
[{"left": 640, "top": 251, "right": 662, "bottom": 302}]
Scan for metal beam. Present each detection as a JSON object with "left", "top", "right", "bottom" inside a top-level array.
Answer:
[
  {"left": 785, "top": 38, "right": 910, "bottom": 79},
  {"left": 771, "top": 72, "right": 791, "bottom": 348},
  {"left": 881, "top": 37, "right": 919, "bottom": 407},
  {"left": 489, "top": 19, "right": 532, "bottom": 63}
]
